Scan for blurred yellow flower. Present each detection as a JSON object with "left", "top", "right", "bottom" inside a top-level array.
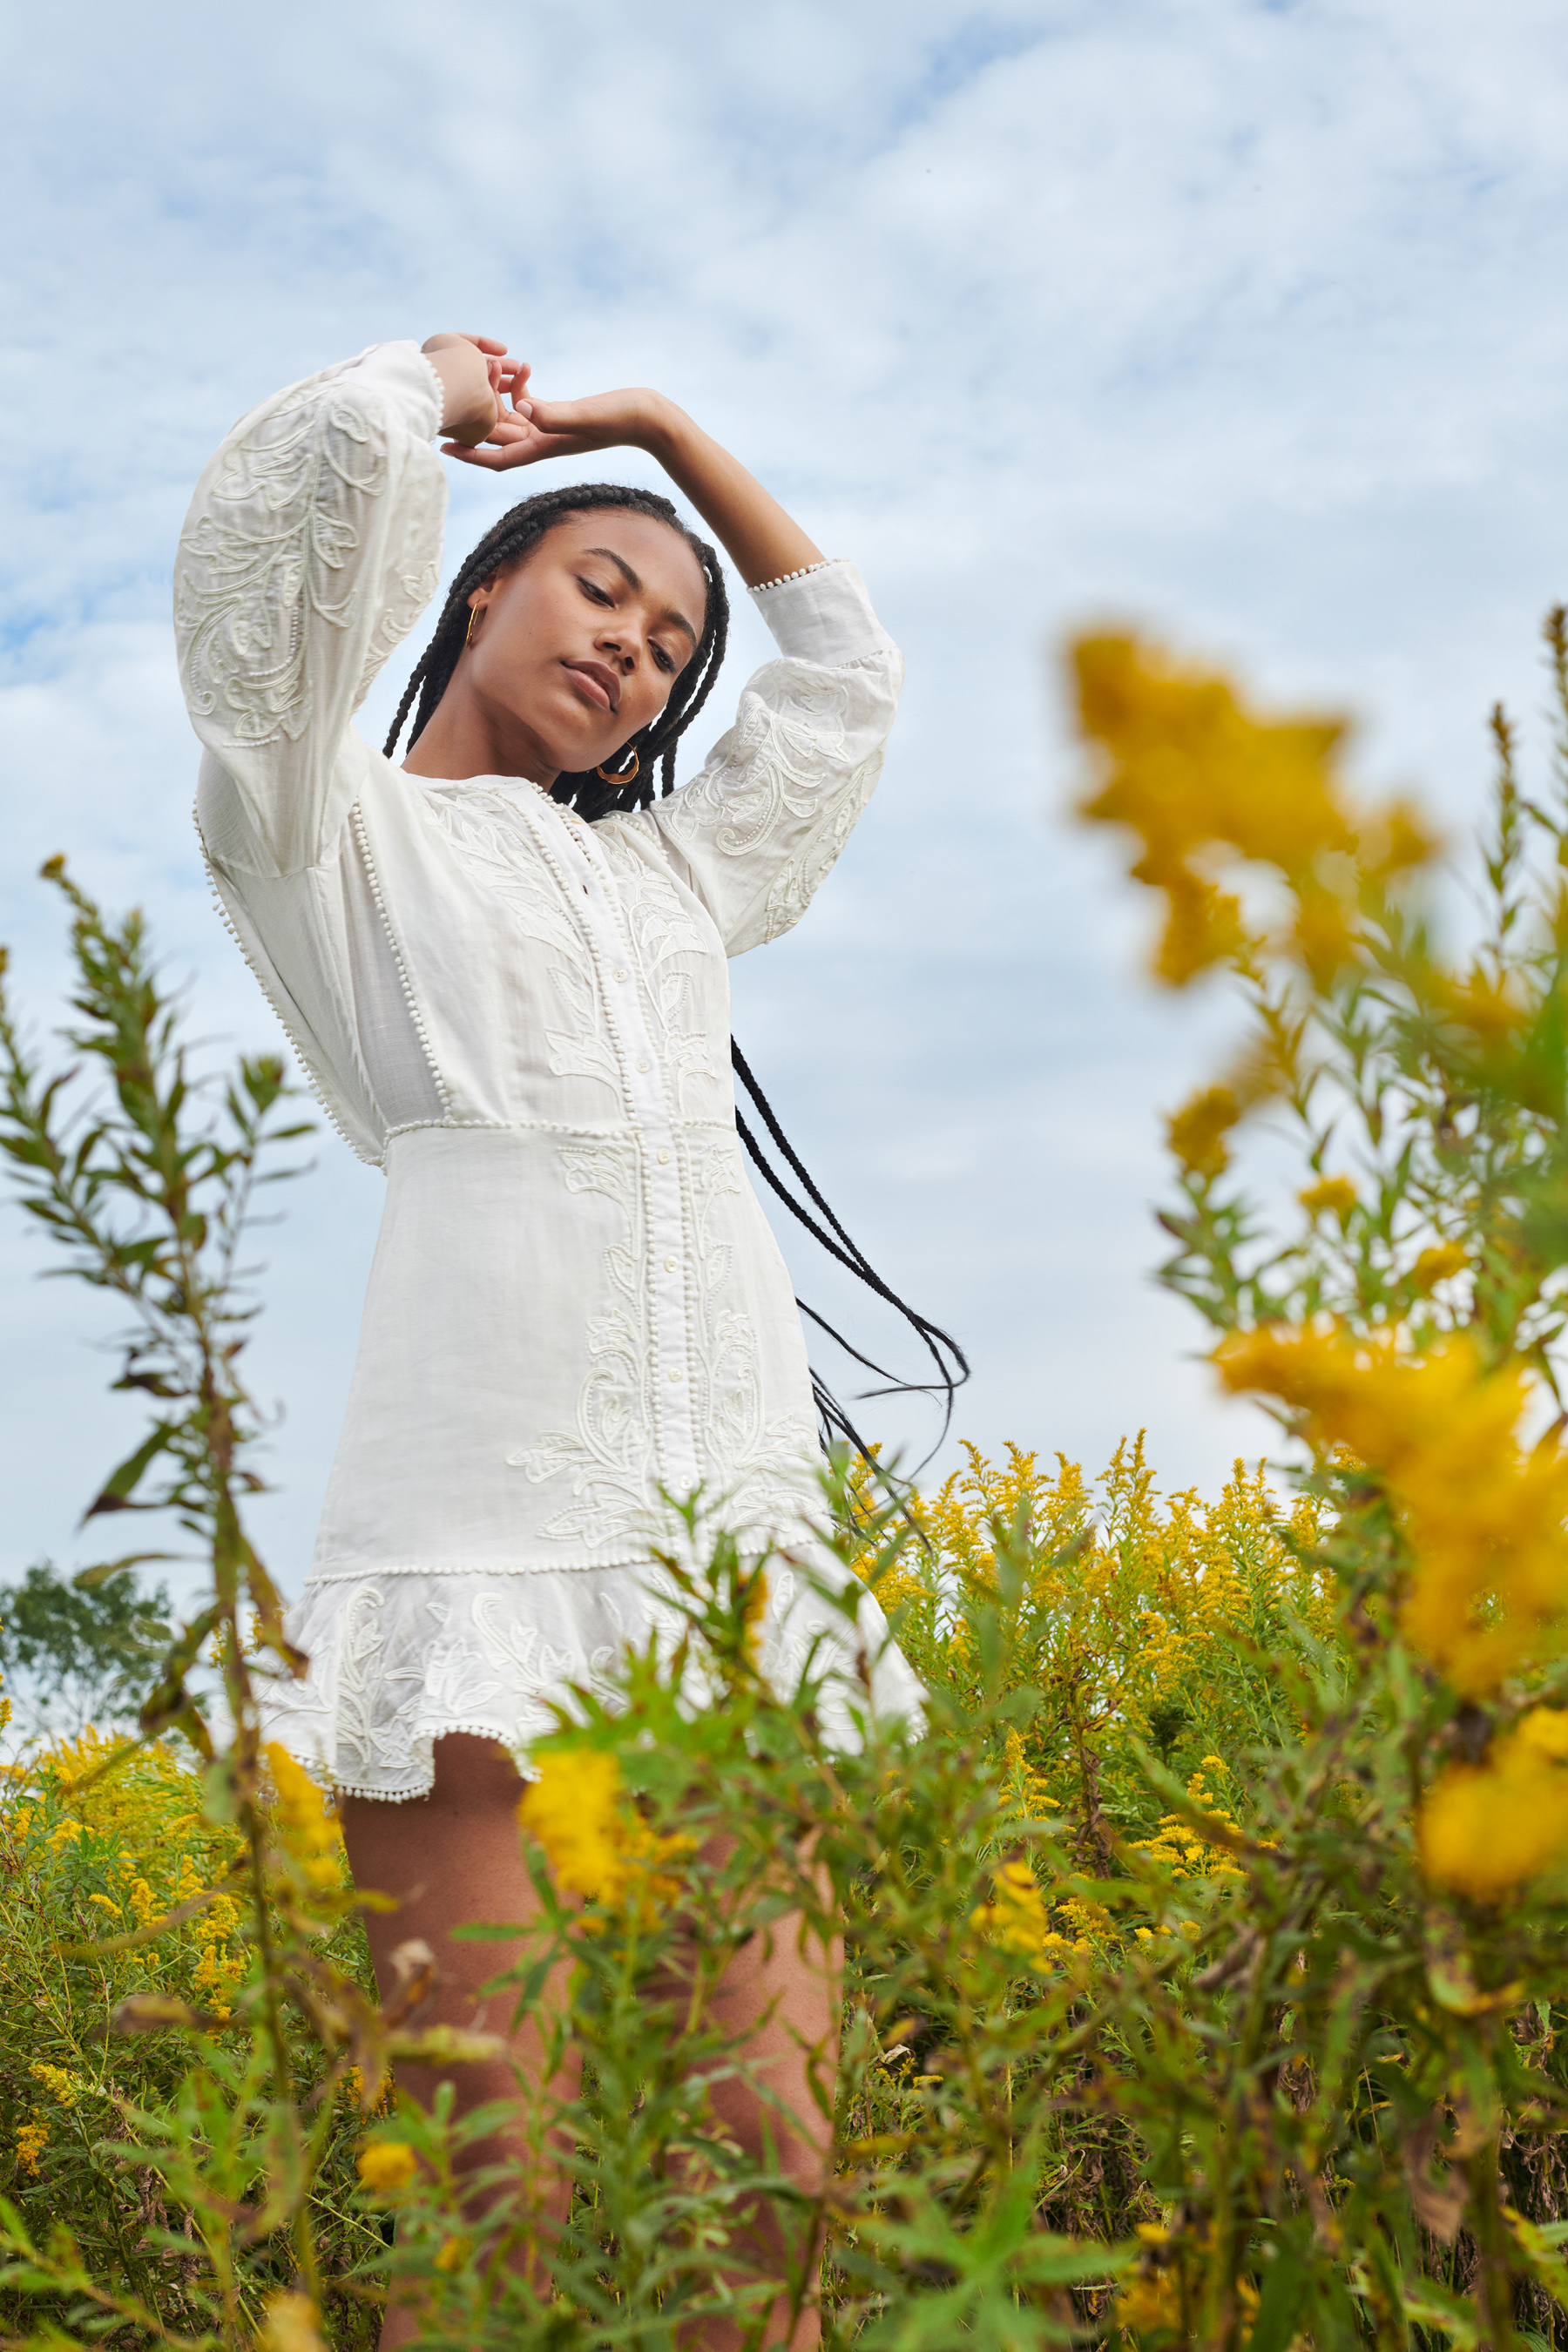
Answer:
[
  {"left": 1072, "top": 632, "right": 1361, "bottom": 987},
  {"left": 1114, "top": 2268, "right": 1185, "bottom": 2333},
  {"left": 740, "top": 1565, "right": 769, "bottom": 1665},
  {"left": 1421, "top": 1709, "right": 1568, "bottom": 1897},
  {"left": 1412, "top": 1242, "right": 1468, "bottom": 1293},
  {"left": 519, "top": 1750, "right": 630, "bottom": 1903},
  {"left": 971, "top": 1858, "right": 1058, "bottom": 1966},
  {"left": 266, "top": 1744, "right": 341, "bottom": 1898},
  {"left": 1441, "top": 970, "right": 1529, "bottom": 1045},
  {"left": 1166, "top": 1085, "right": 1240, "bottom": 1179},
  {"left": 356, "top": 2141, "right": 419, "bottom": 2194},
  {"left": 257, "top": 2290, "right": 328, "bottom": 2352},
  {"left": 1216, "top": 1325, "right": 1568, "bottom": 1692},
  {"left": 1299, "top": 1175, "right": 1358, "bottom": 1220}
]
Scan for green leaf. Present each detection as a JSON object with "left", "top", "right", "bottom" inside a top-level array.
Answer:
[
  {"left": 81, "top": 1421, "right": 177, "bottom": 1520},
  {"left": 1247, "top": 2245, "right": 1312, "bottom": 2352},
  {"left": 71, "top": 1551, "right": 178, "bottom": 1590}
]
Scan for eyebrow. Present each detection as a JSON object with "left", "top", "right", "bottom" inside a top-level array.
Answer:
[{"left": 585, "top": 546, "right": 699, "bottom": 647}]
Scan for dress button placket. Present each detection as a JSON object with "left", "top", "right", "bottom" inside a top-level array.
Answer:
[{"left": 547, "top": 813, "right": 697, "bottom": 1490}]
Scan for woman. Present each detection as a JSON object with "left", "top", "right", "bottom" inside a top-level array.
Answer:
[{"left": 175, "top": 330, "right": 922, "bottom": 2344}]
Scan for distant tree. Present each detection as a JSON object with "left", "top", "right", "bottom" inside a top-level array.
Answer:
[{"left": 0, "top": 1561, "right": 172, "bottom": 1743}]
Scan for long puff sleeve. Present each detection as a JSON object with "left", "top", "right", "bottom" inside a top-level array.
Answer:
[
  {"left": 175, "top": 342, "right": 447, "bottom": 880},
  {"left": 632, "top": 562, "right": 904, "bottom": 956}
]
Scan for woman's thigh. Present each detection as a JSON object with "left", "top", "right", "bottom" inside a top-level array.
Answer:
[{"left": 338, "top": 1734, "right": 571, "bottom": 2127}]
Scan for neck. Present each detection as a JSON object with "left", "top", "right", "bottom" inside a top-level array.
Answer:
[{"left": 401, "top": 677, "right": 560, "bottom": 787}]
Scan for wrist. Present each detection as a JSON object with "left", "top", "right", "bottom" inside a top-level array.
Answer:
[
  {"left": 422, "top": 335, "right": 493, "bottom": 442},
  {"left": 636, "top": 393, "right": 697, "bottom": 465}
]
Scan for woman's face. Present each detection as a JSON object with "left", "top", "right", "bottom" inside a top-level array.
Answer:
[{"left": 464, "top": 510, "right": 707, "bottom": 781}]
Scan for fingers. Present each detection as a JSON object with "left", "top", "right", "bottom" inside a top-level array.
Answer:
[
  {"left": 461, "top": 334, "right": 511, "bottom": 355},
  {"left": 441, "top": 433, "right": 598, "bottom": 470},
  {"left": 521, "top": 395, "right": 588, "bottom": 431}
]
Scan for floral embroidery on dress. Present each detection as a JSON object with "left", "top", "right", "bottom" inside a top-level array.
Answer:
[
  {"left": 177, "top": 374, "right": 399, "bottom": 752},
  {"left": 419, "top": 785, "right": 625, "bottom": 1098},
  {"left": 506, "top": 1137, "right": 659, "bottom": 1542},
  {"left": 686, "top": 1135, "right": 818, "bottom": 1537},
  {"left": 759, "top": 750, "right": 883, "bottom": 944},
  {"left": 269, "top": 1557, "right": 916, "bottom": 1801},
  {"left": 664, "top": 666, "right": 852, "bottom": 859},
  {"left": 593, "top": 829, "right": 714, "bottom": 1112}
]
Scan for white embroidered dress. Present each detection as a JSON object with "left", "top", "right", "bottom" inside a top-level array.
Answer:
[{"left": 174, "top": 341, "right": 921, "bottom": 1799}]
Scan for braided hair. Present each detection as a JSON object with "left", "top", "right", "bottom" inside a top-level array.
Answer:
[
  {"left": 382, "top": 483, "right": 728, "bottom": 818},
  {"left": 385, "top": 484, "right": 968, "bottom": 1475}
]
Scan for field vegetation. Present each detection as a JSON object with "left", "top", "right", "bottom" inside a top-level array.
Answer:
[{"left": 5, "top": 622, "right": 1568, "bottom": 2345}]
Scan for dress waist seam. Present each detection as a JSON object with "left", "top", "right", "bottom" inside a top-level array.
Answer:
[
  {"left": 382, "top": 1115, "right": 738, "bottom": 1143},
  {"left": 305, "top": 1551, "right": 662, "bottom": 1584}
]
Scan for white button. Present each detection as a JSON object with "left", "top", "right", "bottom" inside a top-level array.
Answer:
[
  {"left": 667, "top": 1367, "right": 683, "bottom": 1383},
  {"left": 613, "top": 968, "right": 628, "bottom": 983},
  {"left": 657, "top": 1147, "right": 671, "bottom": 1165},
  {"left": 636, "top": 1058, "right": 651, "bottom": 1073},
  {"left": 663, "top": 1255, "right": 678, "bottom": 1272}
]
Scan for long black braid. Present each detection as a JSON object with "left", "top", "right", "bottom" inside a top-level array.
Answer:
[{"left": 385, "top": 486, "right": 969, "bottom": 1472}]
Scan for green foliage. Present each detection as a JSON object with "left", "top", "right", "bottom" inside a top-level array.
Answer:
[
  {"left": 9, "top": 603, "right": 1568, "bottom": 2349},
  {"left": 0, "top": 1559, "right": 172, "bottom": 1743}
]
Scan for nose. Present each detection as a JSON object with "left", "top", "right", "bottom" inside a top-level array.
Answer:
[{"left": 598, "top": 627, "right": 638, "bottom": 675}]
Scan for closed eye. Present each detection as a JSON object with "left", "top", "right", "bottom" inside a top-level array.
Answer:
[{"left": 579, "top": 575, "right": 681, "bottom": 674}]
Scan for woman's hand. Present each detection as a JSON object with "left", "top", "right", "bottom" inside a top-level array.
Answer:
[
  {"left": 439, "top": 368, "right": 822, "bottom": 591},
  {"left": 421, "top": 334, "right": 529, "bottom": 449},
  {"left": 441, "top": 387, "right": 670, "bottom": 471}
]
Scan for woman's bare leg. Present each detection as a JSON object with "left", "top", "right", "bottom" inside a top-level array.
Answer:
[
  {"left": 337, "top": 1734, "right": 577, "bottom": 2351},
  {"left": 340, "top": 1740, "right": 838, "bottom": 2351},
  {"left": 673, "top": 1853, "right": 841, "bottom": 2352}
]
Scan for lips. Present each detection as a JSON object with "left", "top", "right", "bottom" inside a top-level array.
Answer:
[{"left": 563, "top": 659, "right": 619, "bottom": 714}]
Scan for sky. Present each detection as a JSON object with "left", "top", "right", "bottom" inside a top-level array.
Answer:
[{"left": 3, "top": 0, "right": 1568, "bottom": 1605}]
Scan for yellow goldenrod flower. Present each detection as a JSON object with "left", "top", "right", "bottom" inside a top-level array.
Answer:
[
  {"left": 257, "top": 2289, "right": 328, "bottom": 2352},
  {"left": 1215, "top": 1325, "right": 1568, "bottom": 1693},
  {"left": 356, "top": 2141, "right": 419, "bottom": 2194},
  {"left": 1439, "top": 970, "right": 1529, "bottom": 1046},
  {"left": 971, "top": 1858, "right": 1060, "bottom": 1967},
  {"left": 30, "top": 2063, "right": 80, "bottom": 2109},
  {"left": 1166, "top": 1085, "right": 1240, "bottom": 1179},
  {"left": 1071, "top": 632, "right": 1362, "bottom": 987},
  {"left": 1115, "top": 2271, "right": 1185, "bottom": 2333},
  {"left": 14, "top": 2114, "right": 49, "bottom": 2176},
  {"left": 740, "top": 1565, "right": 769, "bottom": 1664},
  {"left": 518, "top": 1750, "right": 631, "bottom": 1903},
  {"left": 1298, "top": 1175, "right": 1357, "bottom": 1220},
  {"left": 1412, "top": 1241, "right": 1468, "bottom": 1293},
  {"left": 266, "top": 1744, "right": 341, "bottom": 1896},
  {"left": 1421, "top": 1709, "right": 1568, "bottom": 1898}
]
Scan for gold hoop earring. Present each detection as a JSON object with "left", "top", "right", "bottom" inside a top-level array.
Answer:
[
  {"left": 596, "top": 749, "right": 640, "bottom": 786},
  {"left": 465, "top": 604, "right": 479, "bottom": 647}
]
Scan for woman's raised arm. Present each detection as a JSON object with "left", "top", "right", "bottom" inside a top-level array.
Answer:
[{"left": 441, "top": 384, "right": 824, "bottom": 591}]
